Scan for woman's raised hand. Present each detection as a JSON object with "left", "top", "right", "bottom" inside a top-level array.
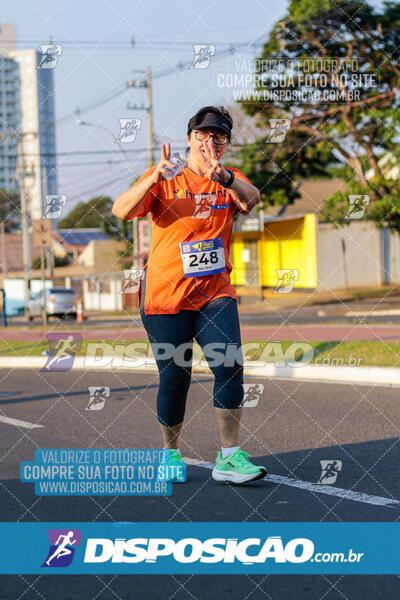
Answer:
[
  {"left": 152, "top": 143, "right": 175, "bottom": 183},
  {"left": 203, "top": 139, "right": 229, "bottom": 184}
]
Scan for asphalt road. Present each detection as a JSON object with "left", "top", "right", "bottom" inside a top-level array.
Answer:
[{"left": 0, "top": 369, "right": 398, "bottom": 599}]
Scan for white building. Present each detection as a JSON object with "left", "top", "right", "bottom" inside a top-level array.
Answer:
[{"left": 0, "top": 23, "right": 57, "bottom": 219}]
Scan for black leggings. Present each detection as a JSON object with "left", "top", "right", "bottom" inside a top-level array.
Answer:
[{"left": 140, "top": 269, "right": 244, "bottom": 426}]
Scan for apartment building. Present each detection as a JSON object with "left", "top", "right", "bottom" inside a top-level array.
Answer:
[{"left": 0, "top": 23, "right": 57, "bottom": 220}]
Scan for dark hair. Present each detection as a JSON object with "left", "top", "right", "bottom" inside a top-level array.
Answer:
[{"left": 187, "top": 105, "right": 233, "bottom": 139}]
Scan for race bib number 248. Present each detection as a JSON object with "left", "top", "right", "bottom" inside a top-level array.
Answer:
[{"left": 180, "top": 237, "right": 226, "bottom": 278}]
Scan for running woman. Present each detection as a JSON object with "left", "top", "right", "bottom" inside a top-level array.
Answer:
[{"left": 112, "top": 106, "right": 267, "bottom": 484}]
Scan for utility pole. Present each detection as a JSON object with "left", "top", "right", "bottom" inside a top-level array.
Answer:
[
  {"left": 17, "top": 136, "right": 32, "bottom": 316},
  {"left": 42, "top": 163, "right": 54, "bottom": 278},
  {"left": 127, "top": 67, "right": 154, "bottom": 168},
  {"left": 127, "top": 67, "right": 154, "bottom": 268},
  {"left": 40, "top": 238, "right": 47, "bottom": 326},
  {"left": 146, "top": 66, "right": 154, "bottom": 168},
  {"left": 144, "top": 67, "right": 153, "bottom": 269},
  {"left": 32, "top": 218, "right": 51, "bottom": 326},
  {"left": 41, "top": 164, "right": 48, "bottom": 326}
]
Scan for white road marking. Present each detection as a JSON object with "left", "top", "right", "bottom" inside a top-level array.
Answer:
[
  {"left": 0, "top": 416, "right": 43, "bottom": 430},
  {"left": 184, "top": 458, "right": 215, "bottom": 468},
  {"left": 346, "top": 309, "right": 400, "bottom": 317},
  {"left": 248, "top": 376, "right": 400, "bottom": 389},
  {"left": 184, "top": 458, "right": 399, "bottom": 508}
]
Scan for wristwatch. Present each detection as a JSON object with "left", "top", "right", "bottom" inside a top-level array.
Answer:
[{"left": 219, "top": 169, "right": 235, "bottom": 189}]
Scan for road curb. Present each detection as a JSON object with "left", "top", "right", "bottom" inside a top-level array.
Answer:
[{"left": 0, "top": 357, "right": 399, "bottom": 386}]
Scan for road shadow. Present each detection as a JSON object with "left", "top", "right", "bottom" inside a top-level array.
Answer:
[
  {"left": 0, "top": 379, "right": 214, "bottom": 406},
  {"left": 0, "top": 438, "right": 397, "bottom": 523}
]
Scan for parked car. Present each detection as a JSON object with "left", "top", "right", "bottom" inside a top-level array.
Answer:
[{"left": 27, "top": 287, "right": 78, "bottom": 320}]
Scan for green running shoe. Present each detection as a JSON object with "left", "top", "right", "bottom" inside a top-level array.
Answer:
[
  {"left": 156, "top": 449, "right": 187, "bottom": 483},
  {"left": 212, "top": 448, "right": 267, "bottom": 484}
]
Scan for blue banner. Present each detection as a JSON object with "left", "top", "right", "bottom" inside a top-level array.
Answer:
[{"left": 0, "top": 522, "right": 397, "bottom": 574}]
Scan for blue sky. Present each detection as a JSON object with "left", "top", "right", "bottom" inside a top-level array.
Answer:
[{"left": 2, "top": 0, "right": 387, "bottom": 210}]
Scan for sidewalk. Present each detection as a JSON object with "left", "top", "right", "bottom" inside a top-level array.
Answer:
[
  {"left": 81, "top": 286, "right": 400, "bottom": 318},
  {"left": 236, "top": 286, "right": 400, "bottom": 314},
  {"left": 3, "top": 287, "right": 399, "bottom": 325},
  {"left": 1, "top": 356, "right": 399, "bottom": 387}
]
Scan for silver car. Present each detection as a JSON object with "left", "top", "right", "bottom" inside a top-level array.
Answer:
[{"left": 27, "top": 287, "right": 78, "bottom": 320}]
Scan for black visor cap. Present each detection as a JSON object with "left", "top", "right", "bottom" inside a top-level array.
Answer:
[{"left": 191, "top": 112, "right": 231, "bottom": 137}]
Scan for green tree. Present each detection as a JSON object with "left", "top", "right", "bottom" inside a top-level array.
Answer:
[
  {"left": 58, "top": 196, "right": 114, "bottom": 229},
  {"left": 0, "top": 188, "right": 20, "bottom": 231},
  {"left": 57, "top": 195, "right": 132, "bottom": 242},
  {"left": 32, "top": 254, "right": 70, "bottom": 269},
  {"left": 238, "top": 0, "right": 400, "bottom": 228}
]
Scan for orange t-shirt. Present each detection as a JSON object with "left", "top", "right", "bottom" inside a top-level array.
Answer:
[{"left": 128, "top": 165, "right": 252, "bottom": 315}]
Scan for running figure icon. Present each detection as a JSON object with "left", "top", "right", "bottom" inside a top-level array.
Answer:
[
  {"left": 46, "top": 335, "right": 77, "bottom": 370},
  {"left": 42, "top": 333, "right": 82, "bottom": 372},
  {"left": 45, "top": 531, "right": 77, "bottom": 566},
  {"left": 317, "top": 460, "right": 343, "bottom": 485},
  {"left": 42, "top": 529, "right": 82, "bottom": 567}
]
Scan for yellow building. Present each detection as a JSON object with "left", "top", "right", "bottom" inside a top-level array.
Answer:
[
  {"left": 231, "top": 213, "right": 318, "bottom": 290},
  {"left": 230, "top": 178, "right": 347, "bottom": 293}
]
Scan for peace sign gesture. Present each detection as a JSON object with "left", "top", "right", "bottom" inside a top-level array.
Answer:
[
  {"left": 202, "top": 139, "right": 230, "bottom": 185},
  {"left": 151, "top": 143, "right": 176, "bottom": 183}
]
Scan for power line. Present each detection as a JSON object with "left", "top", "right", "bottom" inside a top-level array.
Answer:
[
  {"left": 2, "top": 39, "right": 264, "bottom": 49},
  {"left": 65, "top": 172, "right": 140, "bottom": 202},
  {"left": 57, "top": 85, "right": 129, "bottom": 125},
  {"left": 55, "top": 42, "right": 261, "bottom": 125},
  {"left": 0, "top": 147, "right": 185, "bottom": 158},
  {"left": 64, "top": 175, "right": 128, "bottom": 200},
  {"left": 56, "top": 159, "right": 148, "bottom": 167},
  {"left": 65, "top": 164, "right": 119, "bottom": 185}
]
